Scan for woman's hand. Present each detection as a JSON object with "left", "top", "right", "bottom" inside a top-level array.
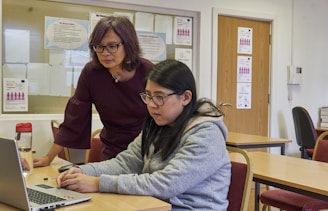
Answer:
[
  {"left": 33, "top": 156, "right": 52, "bottom": 167},
  {"left": 57, "top": 167, "right": 100, "bottom": 193}
]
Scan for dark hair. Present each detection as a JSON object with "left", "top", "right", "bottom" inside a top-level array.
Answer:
[
  {"left": 141, "top": 59, "right": 198, "bottom": 160},
  {"left": 88, "top": 16, "right": 141, "bottom": 71}
]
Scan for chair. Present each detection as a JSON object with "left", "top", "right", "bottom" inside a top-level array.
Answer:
[
  {"left": 260, "top": 131, "right": 328, "bottom": 211},
  {"left": 85, "top": 128, "right": 103, "bottom": 163},
  {"left": 51, "top": 120, "right": 67, "bottom": 161},
  {"left": 292, "top": 106, "right": 318, "bottom": 159},
  {"left": 227, "top": 146, "right": 253, "bottom": 211},
  {"left": 311, "top": 131, "right": 328, "bottom": 162},
  {"left": 51, "top": 120, "right": 100, "bottom": 164}
]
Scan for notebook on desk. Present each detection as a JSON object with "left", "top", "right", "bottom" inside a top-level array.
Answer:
[{"left": 0, "top": 137, "right": 91, "bottom": 211}]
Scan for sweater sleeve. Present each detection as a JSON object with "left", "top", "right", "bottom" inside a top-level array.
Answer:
[
  {"left": 79, "top": 133, "right": 144, "bottom": 176},
  {"left": 55, "top": 64, "right": 92, "bottom": 149},
  {"left": 91, "top": 121, "right": 230, "bottom": 199}
]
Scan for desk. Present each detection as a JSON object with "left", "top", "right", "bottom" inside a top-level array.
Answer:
[
  {"left": 230, "top": 152, "right": 328, "bottom": 211},
  {"left": 226, "top": 132, "right": 292, "bottom": 155},
  {"left": 0, "top": 158, "right": 171, "bottom": 211},
  {"left": 316, "top": 127, "right": 328, "bottom": 137}
]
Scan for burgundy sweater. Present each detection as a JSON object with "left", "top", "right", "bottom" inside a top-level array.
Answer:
[{"left": 55, "top": 58, "right": 153, "bottom": 160}]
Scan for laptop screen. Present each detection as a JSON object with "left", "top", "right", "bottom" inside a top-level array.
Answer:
[{"left": 0, "top": 137, "right": 91, "bottom": 210}]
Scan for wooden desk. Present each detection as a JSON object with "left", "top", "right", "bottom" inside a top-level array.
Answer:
[
  {"left": 230, "top": 152, "right": 328, "bottom": 211},
  {"left": 227, "top": 132, "right": 292, "bottom": 155},
  {"left": 0, "top": 158, "right": 171, "bottom": 211},
  {"left": 316, "top": 127, "right": 328, "bottom": 137}
]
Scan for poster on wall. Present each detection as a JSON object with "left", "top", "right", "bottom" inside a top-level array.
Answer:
[
  {"left": 44, "top": 16, "right": 89, "bottom": 51},
  {"left": 137, "top": 31, "right": 166, "bottom": 62},
  {"left": 175, "top": 48, "right": 193, "bottom": 71},
  {"left": 237, "top": 27, "right": 252, "bottom": 54},
  {"left": 89, "top": 12, "right": 112, "bottom": 33},
  {"left": 3, "top": 78, "right": 28, "bottom": 112},
  {"left": 173, "top": 16, "right": 192, "bottom": 46},
  {"left": 237, "top": 56, "right": 252, "bottom": 82},
  {"left": 236, "top": 82, "right": 251, "bottom": 109}
]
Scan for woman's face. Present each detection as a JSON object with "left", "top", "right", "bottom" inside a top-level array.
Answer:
[
  {"left": 96, "top": 29, "right": 125, "bottom": 70},
  {"left": 145, "top": 80, "right": 192, "bottom": 127}
]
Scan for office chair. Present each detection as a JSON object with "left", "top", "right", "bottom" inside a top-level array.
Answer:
[
  {"left": 227, "top": 146, "right": 253, "bottom": 211},
  {"left": 51, "top": 120, "right": 67, "bottom": 161},
  {"left": 51, "top": 120, "right": 95, "bottom": 164},
  {"left": 260, "top": 131, "right": 328, "bottom": 211},
  {"left": 292, "top": 106, "right": 317, "bottom": 159},
  {"left": 85, "top": 128, "right": 103, "bottom": 163}
]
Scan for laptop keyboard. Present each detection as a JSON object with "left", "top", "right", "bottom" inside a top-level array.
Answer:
[{"left": 27, "top": 188, "right": 65, "bottom": 205}]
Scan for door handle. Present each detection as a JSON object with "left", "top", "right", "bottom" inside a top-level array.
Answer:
[{"left": 218, "top": 102, "right": 233, "bottom": 109}]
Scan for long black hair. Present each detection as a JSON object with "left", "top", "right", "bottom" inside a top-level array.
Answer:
[{"left": 141, "top": 59, "right": 222, "bottom": 161}]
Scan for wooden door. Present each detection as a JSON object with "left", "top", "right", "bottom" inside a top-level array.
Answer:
[{"left": 217, "top": 16, "right": 271, "bottom": 136}]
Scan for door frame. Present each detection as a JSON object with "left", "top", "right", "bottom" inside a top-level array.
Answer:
[{"left": 211, "top": 8, "right": 276, "bottom": 136}]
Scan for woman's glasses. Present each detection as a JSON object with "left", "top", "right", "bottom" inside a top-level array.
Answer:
[
  {"left": 139, "top": 92, "right": 176, "bottom": 106},
  {"left": 92, "top": 42, "right": 123, "bottom": 53}
]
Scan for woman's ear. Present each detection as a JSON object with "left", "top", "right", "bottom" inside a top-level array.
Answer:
[{"left": 182, "top": 90, "right": 192, "bottom": 106}]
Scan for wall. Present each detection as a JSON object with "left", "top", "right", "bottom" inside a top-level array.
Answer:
[{"left": 1, "top": 0, "right": 327, "bottom": 157}]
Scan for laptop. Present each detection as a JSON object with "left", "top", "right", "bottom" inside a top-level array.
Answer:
[{"left": 0, "top": 137, "right": 91, "bottom": 211}]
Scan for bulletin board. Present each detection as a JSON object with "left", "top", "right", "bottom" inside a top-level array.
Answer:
[{"left": 1, "top": 0, "right": 198, "bottom": 114}]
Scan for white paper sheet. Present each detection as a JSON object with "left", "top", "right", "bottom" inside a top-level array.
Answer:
[
  {"left": 135, "top": 12, "right": 154, "bottom": 32},
  {"left": 27, "top": 63, "right": 51, "bottom": 95},
  {"left": 3, "top": 78, "right": 28, "bottom": 112},
  {"left": 175, "top": 48, "right": 193, "bottom": 71},
  {"left": 237, "top": 56, "right": 252, "bottom": 82},
  {"left": 237, "top": 27, "right": 253, "bottom": 54},
  {"left": 49, "top": 65, "right": 72, "bottom": 97},
  {"left": 173, "top": 16, "right": 192, "bottom": 46},
  {"left": 4, "top": 29, "right": 30, "bottom": 63},
  {"left": 236, "top": 82, "right": 252, "bottom": 109},
  {"left": 155, "top": 15, "right": 173, "bottom": 44}
]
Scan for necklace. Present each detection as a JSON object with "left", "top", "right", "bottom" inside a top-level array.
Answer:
[{"left": 111, "top": 74, "right": 120, "bottom": 83}]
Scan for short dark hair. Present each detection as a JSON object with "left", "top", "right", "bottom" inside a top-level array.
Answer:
[{"left": 88, "top": 16, "right": 141, "bottom": 71}]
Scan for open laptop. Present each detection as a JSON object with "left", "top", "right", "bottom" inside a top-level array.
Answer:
[{"left": 0, "top": 137, "right": 91, "bottom": 211}]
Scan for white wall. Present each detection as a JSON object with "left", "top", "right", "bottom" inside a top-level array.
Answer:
[{"left": 1, "top": 0, "right": 327, "bottom": 157}]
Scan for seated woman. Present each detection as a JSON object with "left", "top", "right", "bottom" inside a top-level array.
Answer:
[{"left": 57, "top": 59, "right": 231, "bottom": 210}]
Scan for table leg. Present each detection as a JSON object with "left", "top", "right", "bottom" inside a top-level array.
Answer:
[
  {"left": 255, "top": 182, "right": 260, "bottom": 211},
  {"left": 281, "top": 144, "right": 285, "bottom": 155}
]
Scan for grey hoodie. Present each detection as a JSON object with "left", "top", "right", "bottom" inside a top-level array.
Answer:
[{"left": 80, "top": 103, "right": 231, "bottom": 210}]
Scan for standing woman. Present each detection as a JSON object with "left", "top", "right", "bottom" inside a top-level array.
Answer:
[
  {"left": 57, "top": 59, "right": 231, "bottom": 210},
  {"left": 34, "top": 16, "right": 153, "bottom": 167}
]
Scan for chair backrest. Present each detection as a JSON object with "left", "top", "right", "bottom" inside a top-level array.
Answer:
[
  {"left": 51, "top": 120, "right": 67, "bottom": 160},
  {"left": 51, "top": 120, "right": 61, "bottom": 139},
  {"left": 50, "top": 120, "right": 89, "bottom": 164},
  {"left": 85, "top": 129, "right": 103, "bottom": 163},
  {"left": 227, "top": 146, "right": 253, "bottom": 211},
  {"left": 313, "top": 131, "right": 328, "bottom": 162},
  {"left": 292, "top": 106, "right": 317, "bottom": 149}
]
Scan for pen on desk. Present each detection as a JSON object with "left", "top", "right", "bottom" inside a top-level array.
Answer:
[{"left": 43, "top": 177, "right": 57, "bottom": 181}]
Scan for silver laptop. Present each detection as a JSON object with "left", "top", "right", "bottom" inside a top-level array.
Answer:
[{"left": 0, "top": 137, "right": 91, "bottom": 211}]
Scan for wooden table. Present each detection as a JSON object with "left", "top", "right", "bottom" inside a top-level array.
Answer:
[
  {"left": 0, "top": 158, "right": 171, "bottom": 211},
  {"left": 230, "top": 152, "right": 328, "bottom": 211},
  {"left": 227, "top": 132, "right": 292, "bottom": 155},
  {"left": 316, "top": 127, "right": 328, "bottom": 136}
]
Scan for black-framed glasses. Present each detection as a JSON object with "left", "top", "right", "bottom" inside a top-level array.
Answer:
[
  {"left": 92, "top": 42, "right": 123, "bottom": 53},
  {"left": 140, "top": 92, "right": 177, "bottom": 106}
]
